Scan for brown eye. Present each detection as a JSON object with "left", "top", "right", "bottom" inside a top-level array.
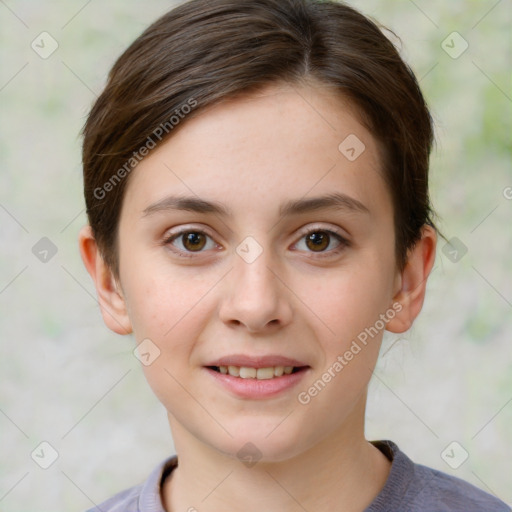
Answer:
[
  {"left": 294, "top": 228, "right": 349, "bottom": 257},
  {"left": 182, "top": 232, "right": 207, "bottom": 251},
  {"left": 305, "top": 231, "right": 331, "bottom": 252},
  {"left": 164, "top": 229, "right": 217, "bottom": 258}
]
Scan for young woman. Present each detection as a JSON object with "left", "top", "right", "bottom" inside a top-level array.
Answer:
[{"left": 78, "top": 0, "right": 510, "bottom": 510}]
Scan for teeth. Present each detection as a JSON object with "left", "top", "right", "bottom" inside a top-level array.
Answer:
[
  {"left": 256, "top": 367, "right": 274, "bottom": 380},
  {"left": 216, "top": 365, "right": 300, "bottom": 379},
  {"left": 239, "top": 367, "right": 257, "bottom": 379},
  {"left": 227, "top": 365, "right": 240, "bottom": 377}
]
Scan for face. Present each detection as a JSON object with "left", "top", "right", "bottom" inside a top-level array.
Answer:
[{"left": 107, "top": 82, "right": 404, "bottom": 462}]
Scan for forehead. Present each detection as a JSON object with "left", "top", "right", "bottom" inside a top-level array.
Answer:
[{"left": 122, "top": 82, "right": 391, "bottom": 224}]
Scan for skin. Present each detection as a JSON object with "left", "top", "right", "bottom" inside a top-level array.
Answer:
[{"left": 79, "top": 81, "right": 436, "bottom": 512}]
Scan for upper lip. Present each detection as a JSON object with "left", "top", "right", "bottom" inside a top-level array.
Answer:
[{"left": 204, "top": 354, "right": 309, "bottom": 368}]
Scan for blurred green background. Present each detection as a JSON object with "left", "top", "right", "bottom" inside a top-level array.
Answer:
[{"left": 0, "top": 0, "right": 510, "bottom": 509}]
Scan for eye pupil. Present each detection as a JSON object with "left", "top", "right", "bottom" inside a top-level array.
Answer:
[
  {"left": 306, "top": 231, "right": 329, "bottom": 251},
  {"left": 183, "top": 232, "right": 206, "bottom": 251}
]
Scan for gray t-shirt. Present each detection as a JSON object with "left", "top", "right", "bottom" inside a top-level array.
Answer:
[{"left": 86, "top": 440, "right": 510, "bottom": 511}]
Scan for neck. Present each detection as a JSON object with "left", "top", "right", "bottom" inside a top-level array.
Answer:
[{"left": 162, "top": 396, "right": 391, "bottom": 512}]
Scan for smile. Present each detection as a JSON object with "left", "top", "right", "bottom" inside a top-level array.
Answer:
[
  {"left": 204, "top": 365, "right": 310, "bottom": 399},
  {"left": 208, "top": 365, "right": 304, "bottom": 379}
]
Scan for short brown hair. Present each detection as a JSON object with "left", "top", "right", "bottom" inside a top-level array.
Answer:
[{"left": 82, "top": 0, "right": 437, "bottom": 279}]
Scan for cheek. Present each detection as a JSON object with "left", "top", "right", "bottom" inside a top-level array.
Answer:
[
  {"left": 127, "top": 270, "right": 216, "bottom": 404},
  {"left": 306, "top": 254, "right": 394, "bottom": 347},
  {"left": 122, "top": 258, "right": 216, "bottom": 337},
  {"left": 291, "top": 259, "right": 393, "bottom": 439}
]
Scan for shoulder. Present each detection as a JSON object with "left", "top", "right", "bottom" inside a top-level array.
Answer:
[
  {"left": 84, "top": 455, "right": 178, "bottom": 512},
  {"left": 367, "top": 440, "right": 510, "bottom": 512},
  {"left": 411, "top": 461, "right": 510, "bottom": 511},
  {"left": 85, "top": 482, "right": 143, "bottom": 512}
]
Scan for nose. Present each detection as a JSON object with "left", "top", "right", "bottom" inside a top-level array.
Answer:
[{"left": 218, "top": 242, "right": 293, "bottom": 333}]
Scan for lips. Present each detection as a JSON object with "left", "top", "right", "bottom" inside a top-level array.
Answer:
[
  {"left": 204, "top": 363, "right": 311, "bottom": 399},
  {"left": 203, "top": 354, "right": 311, "bottom": 398}
]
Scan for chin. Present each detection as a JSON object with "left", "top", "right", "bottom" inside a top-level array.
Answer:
[{"left": 209, "top": 423, "right": 308, "bottom": 465}]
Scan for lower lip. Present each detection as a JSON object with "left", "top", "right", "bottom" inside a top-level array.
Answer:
[{"left": 203, "top": 367, "right": 310, "bottom": 399}]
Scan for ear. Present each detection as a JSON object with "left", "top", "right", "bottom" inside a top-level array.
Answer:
[
  {"left": 78, "top": 225, "right": 132, "bottom": 335},
  {"left": 386, "top": 225, "right": 437, "bottom": 333}
]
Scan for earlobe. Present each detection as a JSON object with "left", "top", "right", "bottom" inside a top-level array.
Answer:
[
  {"left": 386, "top": 225, "right": 437, "bottom": 334},
  {"left": 78, "top": 225, "right": 133, "bottom": 335}
]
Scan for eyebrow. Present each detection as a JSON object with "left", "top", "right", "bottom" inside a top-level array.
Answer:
[{"left": 141, "top": 192, "right": 370, "bottom": 218}]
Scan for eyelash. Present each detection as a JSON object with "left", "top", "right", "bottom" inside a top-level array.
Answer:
[{"left": 163, "top": 226, "right": 350, "bottom": 259}]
